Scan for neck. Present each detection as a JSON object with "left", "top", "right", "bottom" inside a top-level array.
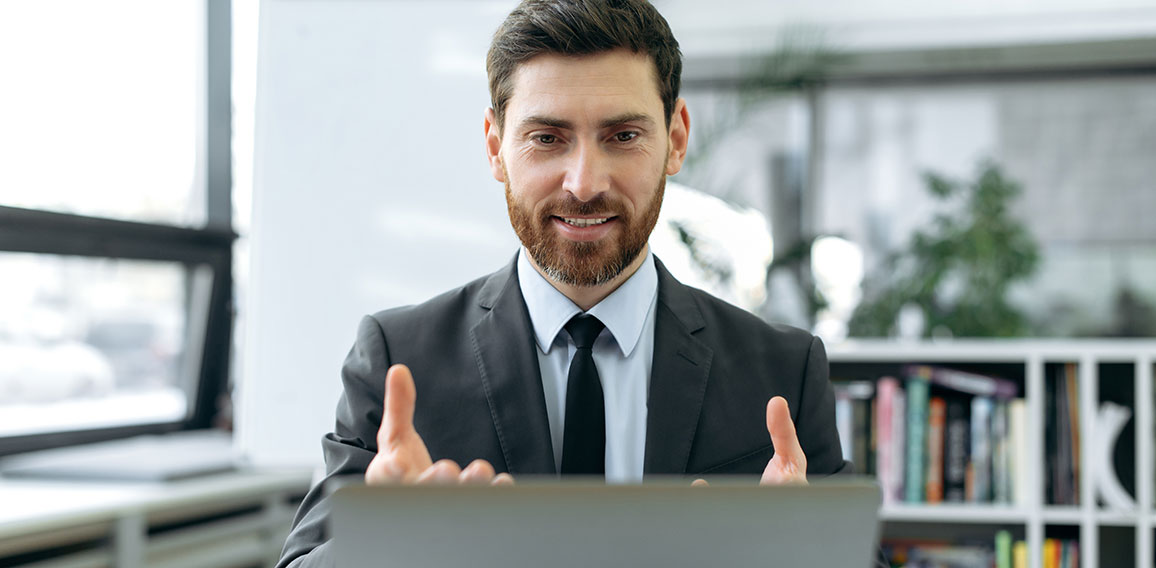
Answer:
[{"left": 529, "top": 245, "right": 650, "bottom": 312}]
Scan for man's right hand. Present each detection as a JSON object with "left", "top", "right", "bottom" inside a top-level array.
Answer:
[{"left": 364, "top": 364, "right": 513, "bottom": 486}]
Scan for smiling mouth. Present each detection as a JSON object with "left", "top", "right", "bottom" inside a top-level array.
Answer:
[{"left": 556, "top": 216, "right": 614, "bottom": 227}]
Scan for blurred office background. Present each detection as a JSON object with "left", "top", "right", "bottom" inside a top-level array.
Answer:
[{"left": 0, "top": 0, "right": 1153, "bottom": 467}]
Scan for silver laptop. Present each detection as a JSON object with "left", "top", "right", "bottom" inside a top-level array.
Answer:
[{"left": 333, "top": 477, "right": 881, "bottom": 568}]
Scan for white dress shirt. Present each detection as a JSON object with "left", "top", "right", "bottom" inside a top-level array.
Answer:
[{"left": 516, "top": 247, "right": 658, "bottom": 483}]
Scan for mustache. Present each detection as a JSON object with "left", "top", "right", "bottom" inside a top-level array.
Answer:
[{"left": 542, "top": 194, "right": 624, "bottom": 218}]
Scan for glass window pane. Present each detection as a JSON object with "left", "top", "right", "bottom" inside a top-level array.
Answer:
[
  {"left": 0, "top": 253, "right": 199, "bottom": 436},
  {"left": 0, "top": 1, "right": 204, "bottom": 226},
  {"left": 817, "top": 76, "right": 1156, "bottom": 337}
]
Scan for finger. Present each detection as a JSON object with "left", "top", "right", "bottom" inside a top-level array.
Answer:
[
  {"left": 691, "top": 478, "right": 709, "bottom": 487},
  {"left": 491, "top": 473, "right": 516, "bottom": 486},
  {"left": 459, "top": 459, "right": 497, "bottom": 484},
  {"left": 380, "top": 364, "right": 417, "bottom": 446},
  {"left": 416, "top": 459, "right": 462, "bottom": 484},
  {"left": 766, "top": 396, "right": 806, "bottom": 467}
]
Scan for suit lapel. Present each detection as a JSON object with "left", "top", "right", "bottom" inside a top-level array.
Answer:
[
  {"left": 644, "top": 259, "right": 713, "bottom": 475},
  {"left": 469, "top": 258, "right": 557, "bottom": 475}
]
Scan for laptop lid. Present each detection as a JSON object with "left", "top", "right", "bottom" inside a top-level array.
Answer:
[{"left": 332, "top": 477, "right": 882, "bottom": 568}]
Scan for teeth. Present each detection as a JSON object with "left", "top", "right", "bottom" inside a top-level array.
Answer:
[{"left": 562, "top": 217, "right": 609, "bottom": 227}]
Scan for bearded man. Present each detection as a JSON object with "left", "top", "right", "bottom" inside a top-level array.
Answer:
[{"left": 277, "top": 1, "right": 846, "bottom": 566}]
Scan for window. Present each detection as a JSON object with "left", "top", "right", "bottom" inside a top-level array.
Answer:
[{"left": 0, "top": 0, "right": 233, "bottom": 455}]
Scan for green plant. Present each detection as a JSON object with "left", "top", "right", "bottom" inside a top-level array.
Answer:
[{"left": 849, "top": 161, "right": 1041, "bottom": 338}]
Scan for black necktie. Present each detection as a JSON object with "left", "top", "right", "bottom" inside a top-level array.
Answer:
[{"left": 561, "top": 314, "right": 606, "bottom": 475}]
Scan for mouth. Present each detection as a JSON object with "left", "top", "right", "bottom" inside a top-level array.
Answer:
[
  {"left": 557, "top": 216, "right": 613, "bottom": 228},
  {"left": 550, "top": 215, "right": 619, "bottom": 242}
]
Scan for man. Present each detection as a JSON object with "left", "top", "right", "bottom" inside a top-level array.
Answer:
[{"left": 277, "top": 1, "right": 846, "bottom": 566}]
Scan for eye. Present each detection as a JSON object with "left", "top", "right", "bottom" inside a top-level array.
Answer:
[
  {"left": 614, "top": 131, "right": 638, "bottom": 143},
  {"left": 535, "top": 134, "right": 557, "bottom": 145}
]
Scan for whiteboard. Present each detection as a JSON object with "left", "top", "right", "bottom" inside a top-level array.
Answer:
[{"left": 239, "top": 0, "right": 519, "bottom": 467}]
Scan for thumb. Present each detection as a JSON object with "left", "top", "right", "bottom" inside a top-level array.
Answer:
[
  {"left": 381, "top": 364, "right": 417, "bottom": 445},
  {"left": 766, "top": 396, "right": 804, "bottom": 466}
]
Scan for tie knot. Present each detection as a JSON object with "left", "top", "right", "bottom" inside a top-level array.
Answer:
[{"left": 565, "top": 314, "right": 604, "bottom": 350}]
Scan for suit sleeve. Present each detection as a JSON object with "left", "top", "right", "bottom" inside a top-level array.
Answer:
[
  {"left": 275, "top": 315, "right": 391, "bottom": 568},
  {"left": 796, "top": 335, "right": 850, "bottom": 476}
]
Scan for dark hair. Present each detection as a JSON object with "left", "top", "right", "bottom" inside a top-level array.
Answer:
[{"left": 486, "top": 0, "right": 682, "bottom": 131}]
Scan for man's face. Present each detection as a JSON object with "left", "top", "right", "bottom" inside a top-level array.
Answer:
[{"left": 485, "top": 49, "right": 688, "bottom": 287}]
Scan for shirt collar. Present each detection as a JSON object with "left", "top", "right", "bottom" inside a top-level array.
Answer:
[{"left": 516, "top": 247, "right": 657, "bottom": 358}]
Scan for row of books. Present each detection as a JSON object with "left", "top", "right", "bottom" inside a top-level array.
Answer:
[
  {"left": 834, "top": 365, "right": 1027, "bottom": 505},
  {"left": 882, "top": 532, "right": 1077, "bottom": 568},
  {"left": 1046, "top": 363, "right": 1081, "bottom": 506}
]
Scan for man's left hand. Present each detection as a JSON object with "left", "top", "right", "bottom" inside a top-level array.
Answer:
[{"left": 760, "top": 396, "right": 808, "bottom": 485}]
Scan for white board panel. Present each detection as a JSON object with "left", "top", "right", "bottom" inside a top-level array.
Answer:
[{"left": 239, "top": 0, "right": 518, "bottom": 467}]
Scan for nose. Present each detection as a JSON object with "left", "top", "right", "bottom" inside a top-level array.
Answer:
[{"left": 561, "top": 142, "right": 609, "bottom": 202}]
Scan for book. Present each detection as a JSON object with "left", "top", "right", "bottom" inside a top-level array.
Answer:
[
  {"left": 969, "top": 396, "right": 993, "bottom": 503},
  {"left": 1044, "top": 370, "right": 1058, "bottom": 504},
  {"left": 833, "top": 380, "right": 873, "bottom": 471},
  {"left": 944, "top": 396, "right": 970, "bottom": 502},
  {"left": 992, "top": 400, "right": 1011, "bottom": 503},
  {"left": 905, "top": 366, "right": 932, "bottom": 503},
  {"left": 1053, "top": 365, "right": 1075, "bottom": 505},
  {"left": 1013, "top": 540, "right": 1027, "bottom": 568},
  {"left": 926, "top": 396, "right": 946, "bottom": 503},
  {"left": 852, "top": 396, "right": 872, "bottom": 477},
  {"left": 902, "top": 364, "right": 1018, "bottom": 399},
  {"left": 835, "top": 393, "right": 853, "bottom": 464},
  {"left": 875, "top": 376, "right": 902, "bottom": 504},
  {"left": 1064, "top": 363, "right": 1081, "bottom": 504},
  {"left": 905, "top": 545, "right": 993, "bottom": 567},
  {"left": 1044, "top": 538, "right": 1060, "bottom": 568},
  {"left": 995, "top": 530, "right": 1012, "bottom": 568},
  {"left": 891, "top": 383, "right": 907, "bottom": 503},
  {"left": 1008, "top": 399, "right": 1029, "bottom": 506}
]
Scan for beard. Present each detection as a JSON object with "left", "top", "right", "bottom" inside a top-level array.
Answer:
[{"left": 506, "top": 177, "right": 665, "bottom": 287}]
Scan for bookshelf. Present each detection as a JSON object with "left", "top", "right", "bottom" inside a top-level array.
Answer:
[{"left": 827, "top": 339, "right": 1156, "bottom": 568}]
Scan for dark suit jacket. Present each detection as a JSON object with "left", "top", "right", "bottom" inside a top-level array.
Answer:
[{"left": 276, "top": 256, "right": 846, "bottom": 567}]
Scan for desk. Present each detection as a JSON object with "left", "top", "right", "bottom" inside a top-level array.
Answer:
[{"left": 0, "top": 468, "right": 312, "bottom": 568}]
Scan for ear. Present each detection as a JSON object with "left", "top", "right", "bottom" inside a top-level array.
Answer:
[
  {"left": 484, "top": 108, "right": 506, "bottom": 183},
  {"left": 664, "top": 98, "right": 690, "bottom": 176}
]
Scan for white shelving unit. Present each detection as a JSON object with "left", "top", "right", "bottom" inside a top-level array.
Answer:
[
  {"left": 0, "top": 468, "right": 313, "bottom": 568},
  {"left": 828, "top": 339, "right": 1156, "bottom": 568}
]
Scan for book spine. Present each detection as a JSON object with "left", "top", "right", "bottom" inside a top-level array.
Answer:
[
  {"left": 926, "top": 396, "right": 946, "bottom": 503},
  {"left": 944, "top": 396, "right": 970, "bottom": 502},
  {"left": 835, "top": 393, "right": 853, "bottom": 463},
  {"left": 995, "top": 530, "right": 1012, "bottom": 568},
  {"left": 905, "top": 367, "right": 931, "bottom": 503},
  {"left": 892, "top": 388, "right": 907, "bottom": 503},
  {"left": 1013, "top": 540, "right": 1027, "bottom": 568},
  {"left": 969, "top": 396, "right": 993, "bottom": 503},
  {"left": 852, "top": 397, "right": 871, "bottom": 478},
  {"left": 1064, "top": 363, "right": 1081, "bottom": 504},
  {"left": 904, "top": 364, "right": 1018, "bottom": 399},
  {"left": 875, "top": 377, "right": 899, "bottom": 503},
  {"left": 1045, "top": 370, "right": 1057, "bottom": 504},
  {"left": 1055, "top": 366, "right": 1073, "bottom": 505},
  {"left": 1044, "top": 539, "right": 1059, "bottom": 568},
  {"left": 1009, "top": 399, "right": 1029, "bottom": 506},
  {"left": 992, "top": 400, "right": 1011, "bottom": 504}
]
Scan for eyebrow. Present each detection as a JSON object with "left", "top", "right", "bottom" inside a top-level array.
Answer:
[{"left": 518, "top": 113, "right": 656, "bottom": 131}]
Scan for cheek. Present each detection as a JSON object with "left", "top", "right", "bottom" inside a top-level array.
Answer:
[{"left": 506, "top": 157, "right": 560, "bottom": 200}]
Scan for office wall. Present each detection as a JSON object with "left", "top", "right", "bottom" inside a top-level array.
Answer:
[{"left": 239, "top": 1, "right": 519, "bottom": 467}]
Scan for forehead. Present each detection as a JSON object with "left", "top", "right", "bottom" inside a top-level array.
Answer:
[{"left": 504, "top": 50, "right": 663, "bottom": 124}]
